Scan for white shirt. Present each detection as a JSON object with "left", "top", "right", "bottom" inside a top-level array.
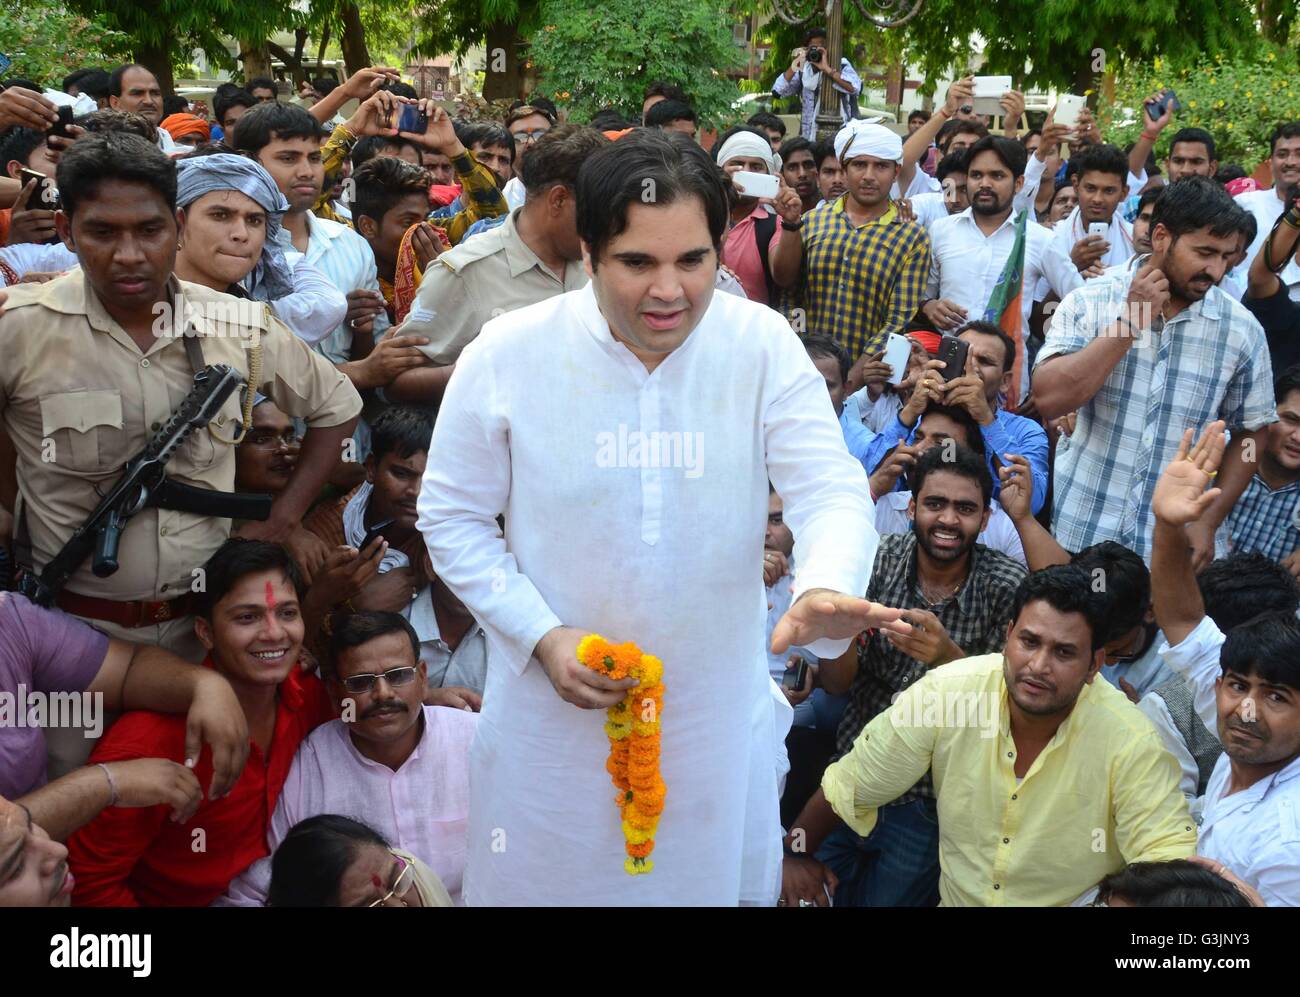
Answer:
[
  {"left": 927, "top": 207, "right": 1082, "bottom": 396},
  {"left": 1158, "top": 615, "right": 1300, "bottom": 906},
  {"left": 404, "top": 586, "right": 489, "bottom": 694},
  {"left": 0, "top": 242, "right": 77, "bottom": 282},
  {"left": 217, "top": 705, "right": 477, "bottom": 906},
  {"left": 502, "top": 176, "right": 526, "bottom": 211},
  {"left": 872, "top": 490, "right": 1026, "bottom": 565},
  {"left": 1236, "top": 188, "right": 1300, "bottom": 301},
  {"left": 909, "top": 191, "right": 951, "bottom": 232},
  {"left": 1014, "top": 154, "right": 1048, "bottom": 215},
  {"left": 1051, "top": 205, "right": 1136, "bottom": 271},
  {"left": 416, "top": 281, "right": 877, "bottom": 905},
  {"left": 263, "top": 250, "right": 347, "bottom": 344},
  {"left": 1137, "top": 691, "right": 1205, "bottom": 819}
]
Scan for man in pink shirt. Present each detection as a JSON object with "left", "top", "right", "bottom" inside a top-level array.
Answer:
[
  {"left": 219, "top": 610, "right": 476, "bottom": 905},
  {"left": 713, "top": 126, "right": 805, "bottom": 305}
]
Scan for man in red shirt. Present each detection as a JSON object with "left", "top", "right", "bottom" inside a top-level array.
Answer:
[{"left": 67, "top": 540, "right": 334, "bottom": 906}]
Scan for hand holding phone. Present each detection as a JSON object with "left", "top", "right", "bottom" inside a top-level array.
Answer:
[
  {"left": 397, "top": 102, "right": 428, "bottom": 135},
  {"left": 883, "top": 332, "right": 912, "bottom": 387},
  {"left": 359, "top": 517, "right": 396, "bottom": 552},
  {"left": 1053, "top": 94, "right": 1085, "bottom": 129},
  {"left": 732, "top": 170, "right": 780, "bottom": 200},
  {"left": 936, "top": 335, "right": 970, "bottom": 383},
  {"left": 1145, "top": 89, "right": 1180, "bottom": 123}
]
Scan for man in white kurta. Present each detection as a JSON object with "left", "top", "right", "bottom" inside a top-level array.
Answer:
[{"left": 416, "top": 130, "right": 888, "bottom": 906}]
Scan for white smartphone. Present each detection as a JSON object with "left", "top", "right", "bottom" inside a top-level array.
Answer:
[
  {"left": 883, "top": 332, "right": 912, "bottom": 387},
  {"left": 971, "top": 75, "right": 1012, "bottom": 116},
  {"left": 732, "top": 170, "right": 779, "bottom": 200},
  {"left": 1054, "top": 93, "right": 1086, "bottom": 128},
  {"left": 1087, "top": 222, "right": 1109, "bottom": 239}
]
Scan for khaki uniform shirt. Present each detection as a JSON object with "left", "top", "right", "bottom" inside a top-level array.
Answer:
[
  {"left": 401, "top": 208, "right": 588, "bottom": 364},
  {"left": 0, "top": 273, "right": 362, "bottom": 602}
]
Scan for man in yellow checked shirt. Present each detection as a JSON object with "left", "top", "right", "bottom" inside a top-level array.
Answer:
[{"left": 417, "top": 129, "right": 908, "bottom": 905}]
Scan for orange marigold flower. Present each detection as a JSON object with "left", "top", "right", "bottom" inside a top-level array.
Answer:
[{"left": 626, "top": 839, "right": 655, "bottom": 859}]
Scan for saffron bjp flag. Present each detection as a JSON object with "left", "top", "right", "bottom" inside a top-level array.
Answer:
[{"left": 982, "top": 208, "right": 1028, "bottom": 402}]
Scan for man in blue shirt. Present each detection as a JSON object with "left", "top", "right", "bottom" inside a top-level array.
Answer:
[
  {"left": 805, "top": 336, "right": 876, "bottom": 472},
  {"left": 862, "top": 321, "right": 1049, "bottom": 514}
]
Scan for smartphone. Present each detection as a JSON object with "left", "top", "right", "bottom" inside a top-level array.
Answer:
[
  {"left": 937, "top": 335, "right": 970, "bottom": 382},
  {"left": 1054, "top": 94, "right": 1086, "bottom": 128},
  {"left": 1087, "top": 222, "right": 1109, "bottom": 240},
  {"left": 732, "top": 170, "right": 779, "bottom": 199},
  {"left": 1146, "top": 89, "right": 1180, "bottom": 122},
  {"left": 397, "top": 103, "right": 427, "bottom": 134},
  {"left": 359, "top": 517, "right": 396, "bottom": 551},
  {"left": 46, "top": 105, "right": 74, "bottom": 141},
  {"left": 883, "top": 332, "right": 912, "bottom": 387},
  {"left": 18, "top": 167, "right": 59, "bottom": 210},
  {"left": 971, "top": 75, "right": 1012, "bottom": 117},
  {"left": 782, "top": 657, "right": 809, "bottom": 691}
]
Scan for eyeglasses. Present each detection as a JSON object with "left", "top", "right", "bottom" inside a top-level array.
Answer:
[
  {"left": 511, "top": 128, "right": 549, "bottom": 143},
  {"left": 244, "top": 430, "right": 302, "bottom": 451},
  {"left": 367, "top": 855, "right": 414, "bottom": 907},
  {"left": 340, "top": 665, "right": 419, "bottom": 695}
]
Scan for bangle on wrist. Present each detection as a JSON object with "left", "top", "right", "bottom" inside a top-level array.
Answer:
[
  {"left": 98, "top": 763, "right": 119, "bottom": 807},
  {"left": 939, "top": 107, "right": 953, "bottom": 120},
  {"left": 1141, "top": 131, "right": 1161, "bottom": 142},
  {"left": 781, "top": 218, "right": 803, "bottom": 231}
]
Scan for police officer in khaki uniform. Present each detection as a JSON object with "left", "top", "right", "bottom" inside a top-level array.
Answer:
[
  {"left": 386, "top": 125, "right": 607, "bottom": 407},
  {"left": 0, "top": 133, "right": 361, "bottom": 773}
]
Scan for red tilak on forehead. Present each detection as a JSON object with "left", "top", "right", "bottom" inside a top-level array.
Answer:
[
  {"left": 371, "top": 874, "right": 383, "bottom": 889},
  {"left": 265, "top": 580, "right": 277, "bottom": 610}
]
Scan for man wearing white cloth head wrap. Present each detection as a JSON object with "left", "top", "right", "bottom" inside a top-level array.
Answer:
[
  {"left": 713, "top": 126, "right": 804, "bottom": 304},
  {"left": 771, "top": 119, "right": 930, "bottom": 385},
  {"left": 175, "top": 153, "right": 346, "bottom": 343},
  {"left": 771, "top": 27, "right": 863, "bottom": 141}
]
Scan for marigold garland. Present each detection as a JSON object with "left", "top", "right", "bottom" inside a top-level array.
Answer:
[{"left": 577, "top": 634, "right": 665, "bottom": 875}]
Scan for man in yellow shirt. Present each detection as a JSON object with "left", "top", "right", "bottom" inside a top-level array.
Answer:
[{"left": 782, "top": 564, "right": 1197, "bottom": 907}]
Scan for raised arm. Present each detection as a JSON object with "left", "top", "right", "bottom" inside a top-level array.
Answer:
[
  {"left": 307, "top": 66, "right": 399, "bottom": 125},
  {"left": 1128, "top": 90, "right": 1174, "bottom": 187},
  {"left": 1247, "top": 188, "right": 1300, "bottom": 299}
]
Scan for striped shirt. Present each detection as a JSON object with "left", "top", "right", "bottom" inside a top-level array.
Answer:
[
  {"left": 799, "top": 195, "right": 930, "bottom": 361},
  {"left": 1036, "top": 265, "right": 1277, "bottom": 559},
  {"left": 1226, "top": 473, "right": 1300, "bottom": 563},
  {"left": 276, "top": 212, "right": 391, "bottom": 366}
]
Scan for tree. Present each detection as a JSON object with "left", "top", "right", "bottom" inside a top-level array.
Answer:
[
  {"left": 527, "top": 0, "right": 745, "bottom": 124},
  {"left": 761, "top": 0, "right": 1263, "bottom": 100},
  {"left": 64, "top": 0, "right": 301, "bottom": 91},
  {"left": 1098, "top": 44, "right": 1300, "bottom": 172},
  {"left": 410, "top": 0, "right": 546, "bottom": 100},
  {"left": 0, "top": 0, "right": 131, "bottom": 85}
]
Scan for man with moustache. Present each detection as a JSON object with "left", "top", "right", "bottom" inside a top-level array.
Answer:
[
  {"left": 1224, "top": 366, "right": 1300, "bottom": 565},
  {"left": 1150, "top": 422, "right": 1300, "bottom": 906},
  {"left": 779, "top": 137, "right": 820, "bottom": 216},
  {"left": 782, "top": 564, "right": 1197, "bottom": 907},
  {"left": 1033, "top": 177, "right": 1276, "bottom": 565},
  {"left": 812, "top": 444, "right": 1026, "bottom": 905},
  {"left": 1235, "top": 122, "right": 1300, "bottom": 303},
  {"left": 218, "top": 611, "right": 475, "bottom": 905},
  {"left": 771, "top": 121, "right": 930, "bottom": 391},
  {"left": 65, "top": 541, "right": 335, "bottom": 906},
  {"left": 417, "top": 129, "right": 906, "bottom": 905}
]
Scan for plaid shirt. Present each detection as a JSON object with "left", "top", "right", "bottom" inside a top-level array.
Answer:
[
  {"left": 1036, "top": 264, "right": 1276, "bottom": 560},
  {"left": 799, "top": 195, "right": 930, "bottom": 361},
  {"left": 835, "top": 533, "right": 1027, "bottom": 804},
  {"left": 1227, "top": 474, "right": 1300, "bottom": 563},
  {"left": 316, "top": 125, "right": 506, "bottom": 245}
]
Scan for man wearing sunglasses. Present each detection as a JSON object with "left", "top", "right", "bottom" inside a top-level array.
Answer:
[
  {"left": 500, "top": 103, "right": 555, "bottom": 211},
  {"left": 220, "top": 611, "right": 475, "bottom": 906}
]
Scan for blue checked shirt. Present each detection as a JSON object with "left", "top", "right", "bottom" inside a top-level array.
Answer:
[
  {"left": 799, "top": 197, "right": 930, "bottom": 362},
  {"left": 1227, "top": 474, "right": 1300, "bottom": 563},
  {"left": 1035, "top": 267, "right": 1276, "bottom": 560}
]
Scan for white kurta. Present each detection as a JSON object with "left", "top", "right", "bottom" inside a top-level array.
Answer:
[{"left": 416, "top": 282, "right": 877, "bottom": 905}]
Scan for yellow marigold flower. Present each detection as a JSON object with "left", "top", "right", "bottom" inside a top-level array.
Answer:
[
  {"left": 638, "top": 654, "right": 664, "bottom": 686},
  {"left": 1246, "top": 91, "right": 1253, "bottom": 98},
  {"left": 622, "top": 818, "right": 656, "bottom": 844},
  {"left": 1267, "top": 52, "right": 1276, "bottom": 61},
  {"left": 624, "top": 856, "right": 654, "bottom": 875},
  {"left": 1188, "top": 100, "right": 1197, "bottom": 109},
  {"left": 1226, "top": 123, "right": 1234, "bottom": 130}
]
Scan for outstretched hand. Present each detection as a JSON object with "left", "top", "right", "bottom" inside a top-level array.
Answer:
[
  {"left": 771, "top": 588, "right": 910, "bottom": 655},
  {"left": 1151, "top": 421, "right": 1226, "bottom": 528}
]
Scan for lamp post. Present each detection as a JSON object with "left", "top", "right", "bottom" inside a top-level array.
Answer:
[{"left": 769, "top": 0, "right": 927, "bottom": 140}]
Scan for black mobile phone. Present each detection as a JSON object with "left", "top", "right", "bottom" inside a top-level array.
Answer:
[
  {"left": 18, "top": 167, "right": 59, "bottom": 210},
  {"left": 397, "top": 103, "right": 427, "bottom": 134},
  {"left": 936, "top": 335, "right": 969, "bottom": 382},
  {"left": 1146, "top": 89, "right": 1180, "bottom": 122},
  {"left": 360, "top": 517, "right": 396, "bottom": 551},
  {"left": 782, "top": 657, "right": 809, "bottom": 691},
  {"left": 46, "top": 105, "right": 74, "bottom": 140}
]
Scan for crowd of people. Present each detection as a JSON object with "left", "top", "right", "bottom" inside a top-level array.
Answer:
[{"left": 0, "top": 36, "right": 1297, "bottom": 908}]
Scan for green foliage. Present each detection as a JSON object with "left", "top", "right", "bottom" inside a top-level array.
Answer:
[
  {"left": 0, "top": 1, "right": 131, "bottom": 84},
  {"left": 760, "top": 0, "right": 1262, "bottom": 98},
  {"left": 1098, "top": 45, "right": 1300, "bottom": 173},
  {"left": 410, "top": 0, "right": 544, "bottom": 58},
  {"left": 526, "top": 0, "right": 745, "bottom": 126}
]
